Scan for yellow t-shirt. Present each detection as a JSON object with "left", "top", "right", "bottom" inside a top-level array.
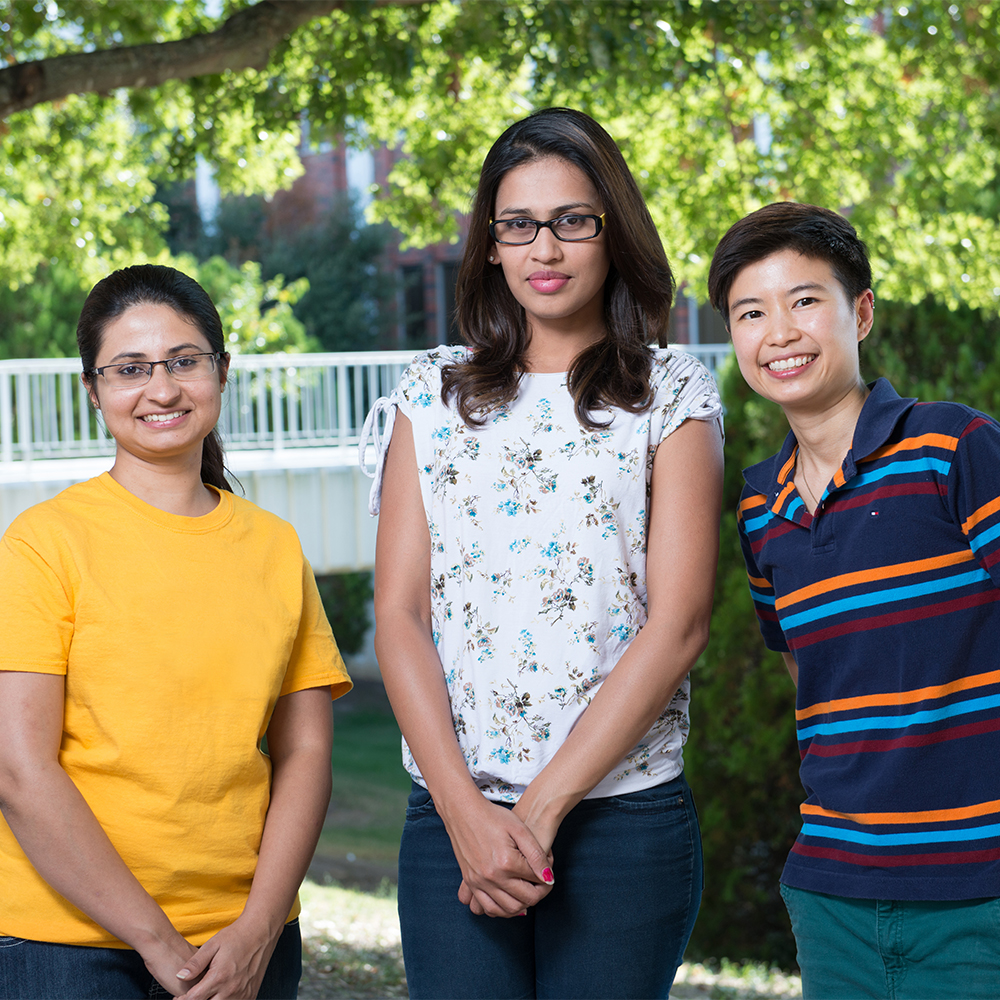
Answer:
[{"left": 0, "top": 473, "right": 352, "bottom": 947}]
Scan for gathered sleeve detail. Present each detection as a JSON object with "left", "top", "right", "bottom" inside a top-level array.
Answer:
[
  {"left": 651, "top": 349, "right": 725, "bottom": 446},
  {"left": 358, "top": 392, "right": 401, "bottom": 516}
]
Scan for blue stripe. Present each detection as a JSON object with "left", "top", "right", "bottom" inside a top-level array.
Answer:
[
  {"left": 750, "top": 590, "right": 776, "bottom": 606},
  {"left": 743, "top": 510, "right": 774, "bottom": 533},
  {"left": 785, "top": 496, "right": 804, "bottom": 518},
  {"left": 969, "top": 521, "right": 1000, "bottom": 553},
  {"left": 801, "top": 820, "right": 1000, "bottom": 847},
  {"left": 797, "top": 692, "right": 1000, "bottom": 739},
  {"left": 781, "top": 567, "right": 991, "bottom": 630},
  {"left": 840, "top": 456, "right": 952, "bottom": 491}
]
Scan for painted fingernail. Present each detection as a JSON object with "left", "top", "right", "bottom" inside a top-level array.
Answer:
[
  {"left": 518, "top": 910, "right": 528, "bottom": 916},
  {"left": 542, "top": 867, "right": 554, "bottom": 884}
]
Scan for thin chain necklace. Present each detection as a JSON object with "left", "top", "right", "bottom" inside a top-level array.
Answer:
[{"left": 796, "top": 457, "right": 823, "bottom": 514}]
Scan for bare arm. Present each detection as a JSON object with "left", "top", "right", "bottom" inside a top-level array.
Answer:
[
  {"left": 373, "top": 413, "right": 553, "bottom": 918},
  {"left": 513, "top": 418, "right": 724, "bottom": 849},
  {"left": 0, "top": 671, "right": 196, "bottom": 993},
  {"left": 176, "top": 686, "right": 333, "bottom": 999},
  {"left": 781, "top": 651, "right": 799, "bottom": 686}
]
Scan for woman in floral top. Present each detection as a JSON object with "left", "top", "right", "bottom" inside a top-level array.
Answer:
[{"left": 364, "top": 108, "right": 723, "bottom": 999}]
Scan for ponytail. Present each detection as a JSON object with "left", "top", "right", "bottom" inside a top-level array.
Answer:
[{"left": 201, "top": 429, "right": 233, "bottom": 493}]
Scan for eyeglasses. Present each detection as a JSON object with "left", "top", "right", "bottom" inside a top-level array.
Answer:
[
  {"left": 88, "top": 353, "right": 224, "bottom": 389},
  {"left": 489, "top": 213, "right": 606, "bottom": 246}
]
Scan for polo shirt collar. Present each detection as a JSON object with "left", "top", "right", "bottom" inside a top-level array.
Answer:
[{"left": 743, "top": 378, "right": 917, "bottom": 518}]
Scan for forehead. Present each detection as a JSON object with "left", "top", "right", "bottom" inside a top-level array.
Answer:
[
  {"left": 96, "top": 303, "right": 208, "bottom": 361},
  {"left": 494, "top": 156, "right": 600, "bottom": 215},
  {"left": 729, "top": 250, "right": 841, "bottom": 304}
]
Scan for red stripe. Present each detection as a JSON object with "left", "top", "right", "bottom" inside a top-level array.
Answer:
[
  {"left": 960, "top": 416, "right": 992, "bottom": 439},
  {"left": 827, "top": 481, "right": 947, "bottom": 514},
  {"left": 791, "top": 842, "right": 1000, "bottom": 867},
  {"left": 750, "top": 519, "right": 798, "bottom": 554},
  {"left": 982, "top": 549, "right": 1000, "bottom": 570},
  {"left": 801, "top": 716, "right": 1000, "bottom": 759},
  {"left": 788, "top": 588, "right": 1000, "bottom": 650}
]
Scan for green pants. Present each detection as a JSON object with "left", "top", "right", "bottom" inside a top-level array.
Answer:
[{"left": 781, "top": 884, "right": 1000, "bottom": 999}]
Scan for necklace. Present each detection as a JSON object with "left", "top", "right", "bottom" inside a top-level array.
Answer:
[{"left": 796, "top": 458, "right": 823, "bottom": 513}]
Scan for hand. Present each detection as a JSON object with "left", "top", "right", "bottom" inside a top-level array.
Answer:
[
  {"left": 137, "top": 934, "right": 201, "bottom": 998},
  {"left": 174, "top": 916, "right": 280, "bottom": 1000},
  {"left": 446, "top": 797, "right": 555, "bottom": 917}
]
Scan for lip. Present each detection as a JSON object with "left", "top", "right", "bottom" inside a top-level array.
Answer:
[
  {"left": 528, "top": 270, "right": 570, "bottom": 294},
  {"left": 139, "top": 410, "right": 190, "bottom": 428},
  {"left": 763, "top": 353, "right": 817, "bottom": 377}
]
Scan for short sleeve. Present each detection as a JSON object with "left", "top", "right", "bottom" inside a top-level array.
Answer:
[
  {"left": 949, "top": 413, "right": 1000, "bottom": 588},
  {"left": 0, "top": 532, "right": 74, "bottom": 675},
  {"left": 737, "top": 495, "right": 790, "bottom": 653},
  {"left": 651, "top": 351, "right": 724, "bottom": 446},
  {"left": 279, "top": 558, "right": 352, "bottom": 700}
]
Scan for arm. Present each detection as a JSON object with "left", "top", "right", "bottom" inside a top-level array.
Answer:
[
  {"left": 374, "top": 413, "right": 553, "bottom": 918},
  {"left": 513, "top": 417, "right": 724, "bottom": 850},
  {"left": 781, "top": 652, "right": 799, "bottom": 686},
  {"left": 0, "top": 671, "right": 197, "bottom": 993},
  {"left": 176, "top": 686, "right": 333, "bottom": 999}
]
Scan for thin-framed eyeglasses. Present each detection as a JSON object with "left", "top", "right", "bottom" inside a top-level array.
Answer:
[
  {"left": 489, "top": 212, "right": 606, "bottom": 246},
  {"left": 87, "top": 352, "right": 225, "bottom": 389}
]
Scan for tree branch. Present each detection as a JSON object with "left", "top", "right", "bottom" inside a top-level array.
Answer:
[{"left": 0, "top": 0, "right": 351, "bottom": 118}]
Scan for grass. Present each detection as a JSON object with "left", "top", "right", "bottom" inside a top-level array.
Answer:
[{"left": 323, "top": 698, "right": 411, "bottom": 863}]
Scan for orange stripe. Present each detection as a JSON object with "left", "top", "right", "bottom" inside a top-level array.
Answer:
[
  {"left": 777, "top": 447, "right": 797, "bottom": 484},
  {"left": 773, "top": 480, "right": 796, "bottom": 514},
  {"left": 738, "top": 494, "right": 767, "bottom": 516},
  {"left": 776, "top": 548, "right": 975, "bottom": 611},
  {"left": 747, "top": 574, "right": 771, "bottom": 589},
  {"left": 863, "top": 432, "right": 958, "bottom": 463},
  {"left": 832, "top": 466, "right": 847, "bottom": 489},
  {"left": 796, "top": 668, "right": 1000, "bottom": 721},
  {"left": 963, "top": 495, "right": 1000, "bottom": 533},
  {"left": 801, "top": 798, "right": 1000, "bottom": 826}
]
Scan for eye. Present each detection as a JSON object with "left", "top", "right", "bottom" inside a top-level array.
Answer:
[
  {"left": 556, "top": 215, "right": 584, "bottom": 229},
  {"left": 505, "top": 218, "right": 534, "bottom": 231},
  {"left": 794, "top": 296, "right": 818, "bottom": 308},
  {"left": 170, "top": 355, "right": 201, "bottom": 370},
  {"left": 737, "top": 309, "right": 764, "bottom": 322},
  {"left": 114, "top": 364, "right": 147, "bottom": 379}
]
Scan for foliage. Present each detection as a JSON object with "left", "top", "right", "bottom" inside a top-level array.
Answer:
[
  {"left": 1, "top": 1, "right": 998, "bottom": 317},
  {"left": 0, "top": 250, "right": 313, "bottom": 360},
  {"left": 688, "top": 296, "right": 1000, "bottom": 965},
  {"left": 316, "top": 571, "right": 375, "bottom": 657}
]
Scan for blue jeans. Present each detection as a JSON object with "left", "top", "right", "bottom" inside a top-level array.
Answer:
[
  {"left": 0, "top": 918, "right": 301, "bottom": 1000},
  {"left": 781, "top": 884, "right": 1000, "bottom": 999},
  {"left": 398, "top": 774, "right": 703, "bottom": 999}
]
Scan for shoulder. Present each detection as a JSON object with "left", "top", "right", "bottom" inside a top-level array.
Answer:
[
  {"left": 398, "top": 346, "right": 470, "bottom": 408},
  {"left": 647, "top": 347, "right": 723, "bottom": 422},
  {"left": 907, "top": 399, "right": 1000, "bottom": 440},
  {"left": 649, "top": 348, "right": 718, "bottom": 395},
  {"left": 228, "top": 492, "right": 301, "bottom": 542},
  {"left": 3, "top": 477, "right": 108, "bottom": 543}
]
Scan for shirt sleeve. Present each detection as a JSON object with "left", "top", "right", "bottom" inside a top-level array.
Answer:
[
  {"left": 0, "top": 532, "right": 74, "bottom": 675},
  {"left": 949, "top": 412, "right": 1000, "bottom": 588},
  {"left": 653, "top": 352, "right": 724, "bottom": 446},
  {"left": 737, "top": 496, "right": 790, "bottom": 653},
  {"left": 278, "top": 556, "right": 353, "bottom": 700}
]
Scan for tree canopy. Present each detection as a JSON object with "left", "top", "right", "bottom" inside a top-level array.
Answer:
[{"left": 3, "top": 0, "right": 998, "bottom": 310}]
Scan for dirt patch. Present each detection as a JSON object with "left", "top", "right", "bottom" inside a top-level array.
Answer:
[{"left": 307, "top": 852, "right": 398, "bottom": 893}]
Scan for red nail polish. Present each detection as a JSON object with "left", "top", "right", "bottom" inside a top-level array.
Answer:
[{"left": 542, "top": 867, "right": 554, "bottom": 883}]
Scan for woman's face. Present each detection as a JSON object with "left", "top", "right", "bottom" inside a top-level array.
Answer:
[
  {"left": 490, "top": 156, "right": 611, "bottom": 341},
  {"left": 87, "top": 303, "right": 228, "bottom": 469}
]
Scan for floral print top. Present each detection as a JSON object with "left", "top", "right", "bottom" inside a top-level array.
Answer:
[{"left": 364, "top": 346, "right": 722, "bottom": 802}]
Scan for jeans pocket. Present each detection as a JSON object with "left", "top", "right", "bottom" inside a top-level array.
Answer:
[{"left": 404, "top": 784, "right": 437, "bottom": 820}]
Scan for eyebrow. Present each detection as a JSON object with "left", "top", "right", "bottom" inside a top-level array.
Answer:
[
  {"left": 730, "top": 282, "right": 828, "bottom": 314},
  {"left": 495, "top": 201, "right": 594, "bottom": 218},
  {"left": 107, "top": 343, "right": 206, "bottom": 363}
]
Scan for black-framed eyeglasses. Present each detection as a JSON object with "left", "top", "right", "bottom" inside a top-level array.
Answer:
[
  {"left": 489, "top": 213, "right": 606, "bottom": 246},
  {"left": 87, "top": 352, "right": 225, "bottom": 389}
]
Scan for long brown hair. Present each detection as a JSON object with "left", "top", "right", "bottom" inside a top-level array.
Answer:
[
  {"left": 443, "top": 107, "right": 675, "bottom": 429},
  {"left": 78, "top": 264, "right": 233, "bottom": 492}
]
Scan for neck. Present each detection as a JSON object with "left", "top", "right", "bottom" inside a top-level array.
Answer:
[
  {"left": 522, "top": 321, "right": 606, "bottom": 374},
  {"left": 109, "top": 450, "right": 219, "bottom": 517}
]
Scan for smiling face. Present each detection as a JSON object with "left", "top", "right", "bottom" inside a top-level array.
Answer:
[
  {"left": 728, "top": 250, "right": 874, "bottom": 417},
  {"left": 87, "top": 302, "right": 228, "bottom": 471},
  {"left": 491, "top": 156, "right": 611, "bottom": 353}
]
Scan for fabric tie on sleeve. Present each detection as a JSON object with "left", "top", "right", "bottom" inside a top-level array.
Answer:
[{"left": 359, "top": 394, "right": 399, "bottom": 516}]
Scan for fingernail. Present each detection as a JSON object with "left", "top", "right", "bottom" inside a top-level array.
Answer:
[
  {"left": 177, "top": 971, "right": 190, "bottom": 981},
  {"left": 518, "top": 910, "right": 528, "bottom": 916},
  {"left": 542, "top": 867, "right": 554, "bottom": 884}
]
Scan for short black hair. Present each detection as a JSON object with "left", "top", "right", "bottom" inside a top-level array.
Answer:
[{"left": 708, "top": 202, "right": 872, "bottom": 328}]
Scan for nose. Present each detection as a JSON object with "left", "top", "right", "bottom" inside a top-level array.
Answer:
[
  {"left": 530, "top": 225, "right": 563, "bottom": 261},
  {"left": 144, "top": 361, "right": 183, "bottom": 399},
  {"left": 770, "top": 309, "right": 801, "bottom": 346}
]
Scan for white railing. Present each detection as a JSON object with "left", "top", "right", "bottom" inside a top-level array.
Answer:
[{"left": 0, "top": 344, "right": 731, "bottom": 465}]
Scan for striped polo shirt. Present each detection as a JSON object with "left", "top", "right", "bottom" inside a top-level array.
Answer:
[{"left": 738, "top": 378, "right": 1000, "bottom": 900}]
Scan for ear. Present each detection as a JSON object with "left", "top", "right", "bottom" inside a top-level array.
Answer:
[
  {"left": 856, "top": 289, "right": 875, "bottom": 344},
  {"left": 487, "top": 244, "right": 502, "bottom": 266},
  {"left": 218, "top": 352, "right": 231, "bottom": 391},
  {"left": 81, "top": 373, "right": 100, "bottom": 411}
]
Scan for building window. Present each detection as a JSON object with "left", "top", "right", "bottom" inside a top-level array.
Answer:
[
  {"left": 436, "top": 261, "right": 460, "bottom": 344},
  {"left": 399, "top": 265, "right": 427, "bottom": 347}
]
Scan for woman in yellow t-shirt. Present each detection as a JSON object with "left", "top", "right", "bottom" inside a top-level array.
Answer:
[{"left": 0, "top": 264, "right": 352, "bottom": 1000}]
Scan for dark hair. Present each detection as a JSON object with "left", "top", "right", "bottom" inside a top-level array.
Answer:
[
  {"left": 78, "top": 264, "right": 233, "bottom": 492},
  {"left": 443, "top": 107, "right": 675, "bottom": 430},
  {"left": 708, "top": 202, "right": 872, "bottom": 329}
]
